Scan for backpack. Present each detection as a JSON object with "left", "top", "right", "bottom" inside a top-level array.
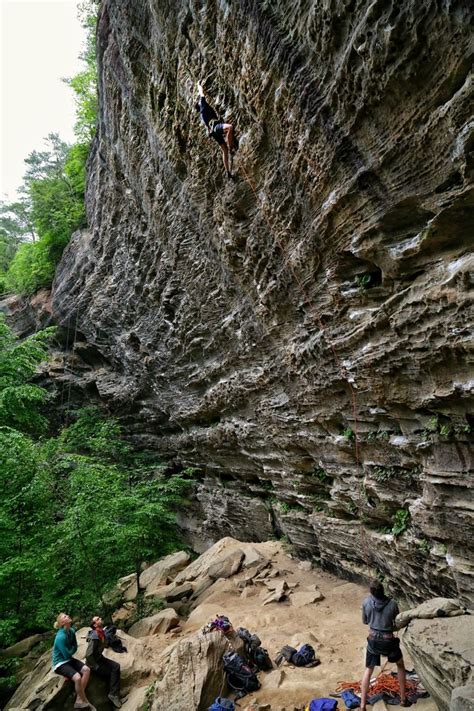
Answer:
[
  {"left": 104, "top": 625, "right": 127, "bottom": 653},
  {"left": 309, "top": 700, "right": 338, "bottom": 711},
  {"left": 274, "top": 645, "right": 297, "bottom": 666},
  {"left": 223, "top": 651, "right": 260, "bottom": 700},
  {"left": 208, "top": 699, "right": 235, "bottom": 711},
  {"left": 292, "top": 643, "right": 317, "bottom": 667},
  {"left": 203, "top": 615, "right": 232, "bottom": 634},
  {"left": 341, "top": 690, "right": 361, "bottom": 709},
  {"left": 236, "top": 627, "right": 261, "bottom": 650},
  {"left": 253, "top": 646, "right": 273, "bottom": 671}
]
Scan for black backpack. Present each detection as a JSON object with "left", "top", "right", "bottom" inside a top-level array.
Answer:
[
  {"left": 253, "top": 646, "right": 273, "bottom": 671},
  {"left": 223, "top": 651, "right": 260, "bottom": 700},
  {"left": 236, "top": 627, "right": 261, "bottom": 651},
  {"left": 104, "top": 625, "right": 127, "bottom": 653},
  {"left": 236, "top": 627, "right": 272, "bottom": 671}
]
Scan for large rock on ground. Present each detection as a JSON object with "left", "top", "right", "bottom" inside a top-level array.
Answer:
[
  {"left": 402, "top": 614, "right": 474, "bottom": 711},
  {"left": 5, "top": 628, "right": 161, "bottom": 711},
  {"left": 140, "top": 550, "right": 191, "bottom": 592},
  {"left": 149, "top": 631, "right": 229, "bottom": 710},
  {"left": 128, "top": 608, "right": 180, "bottom": 637}
]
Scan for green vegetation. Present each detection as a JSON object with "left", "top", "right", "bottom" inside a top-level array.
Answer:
[
  {"left": 370, "top": 465, "right": 420, "bottom": 484},
  {"left": 0, "top": 319, "right": 191, "bottom": 648},
  {"left": 355, "top": 273, "right": 371, "bottom": 290},
  {"left": 342, "top": 427, "right": 355, "bottom": 441},
  {"left": 0, "top": 1, "right": 98, "bottom": 294},
  {"left": 422, "top": 415, "right": 471, "bottom": 440},
  {"left": 367, "top": 430, "right": 390, "bottom": 442},
  {"left": 391, "top": 508, "right": 410, "bottom": 537},
  {"left": 418, "top": 538, "right": 431, "bottom": 555},
  {"left": 311, "top": 467, "right": 328, "bottom": 481}
]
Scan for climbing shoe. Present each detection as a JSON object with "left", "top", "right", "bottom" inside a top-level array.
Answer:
[{"left": 108, "top": 694, "right": 122, "bottom": 708}]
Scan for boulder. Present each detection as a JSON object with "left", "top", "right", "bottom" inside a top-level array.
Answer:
[
  {"left": 149, "top": 631, "right": 229, "bottom": 710},
  {"left": 111, "top": 601, "right": 137, "bottom": 629},
  {"left": 5, "top": 628, "right": 162, "bottom": 711},
  {"left": 396, "top": 597, "right": 467, "bottom": 629},
  {"left": 128, "top": 608, "right": 180, "bottom": 637},
  {"left": 104, "top": 572, "right": 137, "bottom": 605},
  {"left": 174, "top": 537, "right": 243, "bottom": 583},
  {"left": 402, "top": 614, "right": 474, "bottom": 711},
  {"left": 140, "top": 550, "right": 191, "bottom": 593},
  {"left": 0, "top": 632, "right": 52, "bottom": 659},
  {"left": 263, "top": 580, "right": 290, "bottom": 605},
  {"left": 208, "top": 548, "right": 244, "bottom": 580},
  {"left": 451, "top": 685, "right": 474, "bottom": 711},
  {"left": 291, "top": 589, "right": 324, "bottom": 607}
]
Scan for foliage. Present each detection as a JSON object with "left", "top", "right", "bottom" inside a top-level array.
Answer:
[
  {"left": 0, "top": 322, "right": 191, "bottom": 646},
  {"left": 370, "top": 465, "right": 419, "bottom": 484},
  {"left": 311, "top": 467, "right": 328, "bottom": 481},
  {"left": 0, "top": 315, "right": 54, "bottom": 433},
  {"left": 4, "top": 1, "right": 98, "bottom": 296},
  {"left": 422, "top": 415, "right": 471, "bottom": 441},
  {"left": 5, "top": 138, "right": 88, "bottom": 294},
  {"left": 391, "top": 508, "right": 410, "bottom": 537},
  {"left": 342, "top": 427, "right": 355, "bottom": 441}
]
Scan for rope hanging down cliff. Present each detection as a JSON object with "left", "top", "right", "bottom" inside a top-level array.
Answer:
[{"left": 191, "top": 79, "right": 370, "bottom": 564}]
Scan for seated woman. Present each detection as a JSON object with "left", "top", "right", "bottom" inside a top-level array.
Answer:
[{"left": 52, "top": 612, "right": 93, "bottom": 710}]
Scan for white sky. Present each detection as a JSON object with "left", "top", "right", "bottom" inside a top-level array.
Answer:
[{"left": 1, "top": 0, "right": 85, "bottom": 201}]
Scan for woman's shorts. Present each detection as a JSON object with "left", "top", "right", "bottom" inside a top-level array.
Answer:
[
  {"left": 55, "top": 657, "right": 86, "bottom": 679},
  {"left": 211, "top": 123, "right": 226, "bottom": 145},
  {"left": 366, "top": 636, "right": 402, "bottom": 667}
]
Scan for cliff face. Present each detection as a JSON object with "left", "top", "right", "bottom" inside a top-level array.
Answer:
[{"left": 51, "top": 0, "right": 473, "bottom": 604}]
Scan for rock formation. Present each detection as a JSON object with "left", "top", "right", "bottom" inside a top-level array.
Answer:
[
  {"left": 402, "top": 614, "right": 474, "bottom": 711},
  {"left": 7, "top": 1, "right": 474, "bottom": 602}
]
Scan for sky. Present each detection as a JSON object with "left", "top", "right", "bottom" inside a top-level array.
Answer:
[{"left": 1, "top": 0, "right": 85, "bottom": 201}]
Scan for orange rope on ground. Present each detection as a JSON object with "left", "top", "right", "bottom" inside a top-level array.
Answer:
[{"left": 336, "top": 673, "right": 418, "bottom": 696}]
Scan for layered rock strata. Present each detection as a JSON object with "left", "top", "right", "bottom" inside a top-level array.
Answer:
[{"left": 49, "top": 0, "right": 473, "bottom": 602}]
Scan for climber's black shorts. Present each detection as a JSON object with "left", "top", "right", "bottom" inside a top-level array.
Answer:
[
  {"left": 211, "top": 123, "right": 226, "bottom": 145},
  {"left": 366, "top": 636, "right": 402, "bottom": 667},
  {"left": 55, "top": 657, "right": 87, "bottom": 679}
]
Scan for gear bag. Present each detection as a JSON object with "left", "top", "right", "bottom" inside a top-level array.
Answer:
[
  {"left": 223, "top": 651, "right": 260, "bottom": 700},
  {"left": 292, "top": 643, "right": 318, "bottom": 667},
  {"left": 208, "top": 698, "right": 235, "bottom": 711}
]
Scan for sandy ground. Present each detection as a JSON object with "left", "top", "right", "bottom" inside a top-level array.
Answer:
[{"left": 176, "top": 541, "right": 439, "bottom": 710}]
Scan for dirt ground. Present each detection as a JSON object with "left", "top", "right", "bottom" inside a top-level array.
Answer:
[{"left": 180, "top": 541, "right": 438, "bottom": 710}]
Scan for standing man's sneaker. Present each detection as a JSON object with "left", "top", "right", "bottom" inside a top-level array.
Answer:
[{"left": 108, "top": 694, "right": 122, "bottom": 708}]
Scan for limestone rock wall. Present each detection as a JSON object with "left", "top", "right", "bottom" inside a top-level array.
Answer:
[{"left": 51, "top": 0, "right": 473, "bottom": 603}]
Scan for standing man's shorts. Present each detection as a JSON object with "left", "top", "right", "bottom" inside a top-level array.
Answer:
[
  {"left": 366, "top": 636, "right": 402, "bottom": 667},
  {"left": 54, "top": 658, "right": 87, "bottom": 678}
]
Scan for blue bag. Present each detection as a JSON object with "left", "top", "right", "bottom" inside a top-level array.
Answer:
[
  {"left": 341, "top": 689, "right": 361, "bottom": 708},
  {"left": 309, "top": 699, "right": 338, "bottom": 711},
  {"left": 208, "top": 698, "right": 235, "bottom": 711},
  {"left": 292, "top": 643, "right": 316, "bottom": 666}
]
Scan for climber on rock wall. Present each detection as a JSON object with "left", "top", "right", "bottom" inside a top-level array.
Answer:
[
  {"left": 360, "top": 579, "right": 412, "bottom": 710},
  {"left": 196, "top": 82, "right": 238, "bottom": 179}
]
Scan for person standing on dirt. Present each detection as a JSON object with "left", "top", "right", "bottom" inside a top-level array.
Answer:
[
  {"left": 196, "top": 83, "right": 238, "bottom": 179},
  {"left": 360, "top": 579, "right": 411, "bottom": 710}
]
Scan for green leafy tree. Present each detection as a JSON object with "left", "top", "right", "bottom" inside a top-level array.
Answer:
[
  {"left": 0, "top": 314, "right": 53, "bottom": 434},
  {"left": 5, "top": 0, "right": 98, "bottom": 296}
]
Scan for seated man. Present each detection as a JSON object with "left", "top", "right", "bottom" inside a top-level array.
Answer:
[
  {"left": 196, "top": 83, "right": 238, "bottom": 179},
  {"left": 86, "top": 616, "right": 122, "bottom": 708}
]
